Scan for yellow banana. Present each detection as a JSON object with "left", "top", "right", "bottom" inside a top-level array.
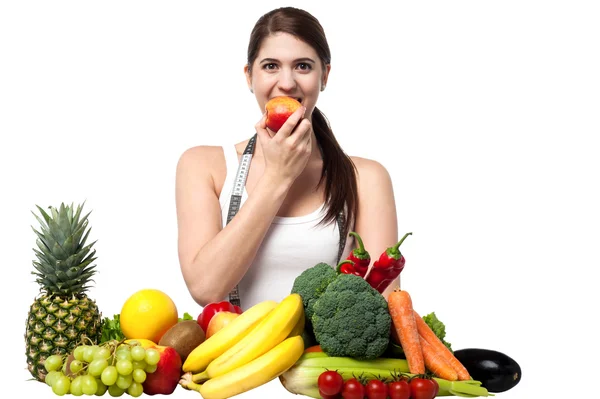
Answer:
[
  {"left": 199, "top": 335, "right": 305, "bottom": 399},
  {"left": 182, "top": 299, "right": 278, "bottom": 373},
  {"left": 287, "top": 307, "right": 305, "bottom": 338},
  {"left": 193, "top": 293, "right": 303, "bottom": 382}
]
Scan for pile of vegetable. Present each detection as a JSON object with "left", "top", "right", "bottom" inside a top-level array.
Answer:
[
  {"left": 285, "top": 230, "right": 522, "bottom": 397},
  {"left": 281, "top": 351, "right": 491, "bottom": 399}
]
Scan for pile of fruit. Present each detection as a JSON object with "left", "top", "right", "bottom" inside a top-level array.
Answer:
[
  {"left": 25, "top": 198, "right": 522, "bottom": 398},
  {"left": 42, "top": 339, "right": 161, "bottom": 396}
]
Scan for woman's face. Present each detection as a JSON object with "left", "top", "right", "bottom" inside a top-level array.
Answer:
[{"left": 245, "top": 32, "right": 330, "bottom": 121}]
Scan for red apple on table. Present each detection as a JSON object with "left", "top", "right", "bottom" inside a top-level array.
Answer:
[
  {"left": 143, "top": 345, "right": 182, "bottom": 395},
  {"left": 265, "top": 96, "right": 302, "bottom": 132},
  {"left": 205, "top": 311, "right": 240, "bottom": 339}
]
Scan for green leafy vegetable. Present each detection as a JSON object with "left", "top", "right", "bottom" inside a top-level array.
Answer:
[
  {"left": 422, "top": 312, "right": 453, "bottom": 352},
  {"left": 100, "top": 314, "right": 125, "bottom": 343},
  {"left": 178, "top": 312, "right": 194, "bottom": 322}
]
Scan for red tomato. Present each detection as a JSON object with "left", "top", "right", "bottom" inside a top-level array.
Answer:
[
  {"left": 365, "top": 379, "right": 388, "bottom": 399},
  {"left": 197, "top": 301, "right": 243, "bottom": 333},
  {"left": 317, "top": 370, "right": 344, "bottom": 396},
  {"left": 341, "top": 378, "right": 365, "bottom": 399},
  {"left": 388, "top": 379, "right": 410, "bottom": 399},
  {"left": 409, "top": 377, "right": 438, "bottom": 399},
  {"left": 432, "top": 379, "right": 439, "bottom": 397},
  {"left": 319, "top": 389, "right": 341, "bottom": 399}
]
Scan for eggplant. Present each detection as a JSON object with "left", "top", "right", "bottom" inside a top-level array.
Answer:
[{"left": 453, "top": 348, "right": 521, "bottom": 393}]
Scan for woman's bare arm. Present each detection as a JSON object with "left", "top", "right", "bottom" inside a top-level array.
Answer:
[
  {"left": 176, "top": 108, "right": 311, "bottom": 306},
  {"left": 175, "top": 146, "right": 293, "bottom": 305},
  {"left": 351, "top": 157, "right": 401, "bottom": 300}
]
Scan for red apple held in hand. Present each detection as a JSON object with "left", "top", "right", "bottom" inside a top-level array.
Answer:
[
  {"left": 143, "top": 345, "right": 182, "bottom": 395},
  {"left": 265, "top": 96, "right": 302, "bottom": 132},
  {"left": 206, "top": 311, "right": 240, "bottom": 339}
]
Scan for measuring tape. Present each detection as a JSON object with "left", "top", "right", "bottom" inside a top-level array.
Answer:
[
  {"left": 225, "top": 133, "right": 347, "bottom": 307},
  {"left": 226, "top": 134, "right": 256, "bottom": 306}
]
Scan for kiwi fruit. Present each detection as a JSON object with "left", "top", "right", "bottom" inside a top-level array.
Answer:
[{"left": 158, "top": 320, "right": 205, "bottom": 363}]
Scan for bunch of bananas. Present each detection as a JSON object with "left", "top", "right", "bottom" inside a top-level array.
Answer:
[{"left": 179, "top": 293, "right": 306, "bottom": 399}]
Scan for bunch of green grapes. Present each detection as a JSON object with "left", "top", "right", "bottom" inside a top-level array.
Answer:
[{"left": 43, "top": 340, "right": 161, "bottom": 397}]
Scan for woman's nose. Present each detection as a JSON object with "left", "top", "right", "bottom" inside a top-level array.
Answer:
[{"left": 277, "top": 69, "right": 297, "bottom": 91}]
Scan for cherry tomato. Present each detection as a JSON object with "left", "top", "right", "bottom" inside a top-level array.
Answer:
[
  {"left": 341, "top": 378, "right": 365, "bottom": 399},
  {"left": 365, "top": 379, "right": 388, "bottom": 399},
  {"left": 432, "top": 378, "right": 439, "bottom": 397},
  {"left": 388, "top": 379, "right": 410, "bottom": 399},
  {"left": 319, "top": 389, "right": 341, "bottom": 399},
  {"left": 410, "top": 377, "right": 438, "bottom": 399},
  {"left": 317, "top": 370, "right": 344, "bottom": 396}
]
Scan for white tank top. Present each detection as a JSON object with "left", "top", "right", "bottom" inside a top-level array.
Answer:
[{"left": 218, "top": 145, "right": 354, "bottom": 309}]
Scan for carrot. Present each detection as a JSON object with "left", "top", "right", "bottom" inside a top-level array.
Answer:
[
  {"left": 413, "top": 310, "right": 471, "bottom": 380},
  {"left": 388, "top": 290, "right": 425, "bottom": 374},
  {"left": 304, "top": 345, "right": 322, "bottom": 353},
  {"left": 419, "top": 334, "right": 458, "bottom": 381}
]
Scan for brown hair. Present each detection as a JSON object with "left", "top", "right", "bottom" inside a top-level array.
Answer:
[{"left": 247, "top": 7, "right": 358, "bottom": 238}]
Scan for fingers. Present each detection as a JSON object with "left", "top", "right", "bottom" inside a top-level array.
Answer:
[
  {"left": 255, "top": 106, "right": 312, "bottom": 161},
  {"left": 255, "top": 112, "right": 271, "bottom": 142},
  {"left": 274, "top": 106, "right": 307, "bottom": 139}
]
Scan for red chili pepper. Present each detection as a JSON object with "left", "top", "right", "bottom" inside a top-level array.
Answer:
[
  {"left": 197, "top": 301, "right": 243, "bottom": 333},
  {"left": 335, "top": 259, "right": 361, "bottom": 276},
  {"left": 365, "top": 232, "right": 412, "bottom": 293},
  {"left": 345, "top": 231, "right": 370, "bottom": 278}
]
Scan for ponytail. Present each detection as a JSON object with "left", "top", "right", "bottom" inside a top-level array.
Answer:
[{"left": 312, "top": 106, "right": 358, "bottom": 238}]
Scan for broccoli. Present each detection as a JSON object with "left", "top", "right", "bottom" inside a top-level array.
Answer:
[
  {"left": 290, "top": 262, "right": 339, "bottom": 328},
  {"left": 311, "top": 273, "right": 391, "bottom": 360}
]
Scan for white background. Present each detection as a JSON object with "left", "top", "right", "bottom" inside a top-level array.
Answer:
[{"left": 2, "top": 1, "right": 599, "bottom": 398}]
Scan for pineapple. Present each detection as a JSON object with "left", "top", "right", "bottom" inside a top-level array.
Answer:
[{"left": 25, "top": 202, "right": 103, "bottom": 382}]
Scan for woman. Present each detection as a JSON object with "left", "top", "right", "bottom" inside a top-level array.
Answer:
[{"left": 176, "top": 7, "right": 399, "bottom": 311}]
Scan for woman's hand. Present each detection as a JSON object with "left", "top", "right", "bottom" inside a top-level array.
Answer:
[{"left": 255, "top": 105, "right": 312, "bottom": 185}]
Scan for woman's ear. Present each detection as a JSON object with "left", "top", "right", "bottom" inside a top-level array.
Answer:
[
  {"left": 321, "top": 64, "right": 331, "bottom": 91},
  {"left": 244, "top": 64, "right": 253, "bottom": 93}
]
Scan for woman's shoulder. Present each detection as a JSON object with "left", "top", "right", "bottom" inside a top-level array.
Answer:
[
  {"left": 349, "top": 156, "right": 391, "bottom": 177},
  {"left": 349, "top": 155, "right": 394, "bottom": 190},
  {"left": 177, "top": 145, "right": 225, "bottom": 171},
  {"left": 178, "top": 138, "right": 251, "bottom": 162}
]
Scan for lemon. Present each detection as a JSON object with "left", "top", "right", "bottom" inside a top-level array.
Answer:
[{"left": 120, "top": 289, "right": 178, "bottom": 344}]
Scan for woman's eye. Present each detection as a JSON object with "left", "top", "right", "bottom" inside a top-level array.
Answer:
[
  {"left": 263, "top": 63, "right": 277, "bottom": 70},
  {"left": 297, "top": 63, "right": 312, "bottom": 71}
]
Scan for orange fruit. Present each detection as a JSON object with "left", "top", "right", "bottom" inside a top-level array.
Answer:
[{"left": 120, "top": 289, "right": 178, "bottom": 344}]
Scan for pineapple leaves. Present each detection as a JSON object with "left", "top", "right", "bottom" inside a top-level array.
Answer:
[
  {"left": 78, "top": 225, "right": 92, "bottom": 249},
  {"left": 34, "top": 205, "right": 52, "bottom": 224},
  {"left": 57, "top": 203, "right": 72, "bottom": 240},
  {"left": 32, "top": 225, "right": 53, "bottom": 253},
  {"left": 33, "top": 246, "right": 56, "bottom": 266},
  {"left": 51, "top": 241, "right": 68, "bottom": 260},
  {"left": 72, "top": 201, "right": 83, "bottom": 224},
  {"left": 31, "top": 262, "right": 59, "bottom": 284},
  {"left": 31, "top": 202, "right": 98, "bottom": 296},
  {"left": 72, "top": 222, "right": 89, "bottom": 251}
]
